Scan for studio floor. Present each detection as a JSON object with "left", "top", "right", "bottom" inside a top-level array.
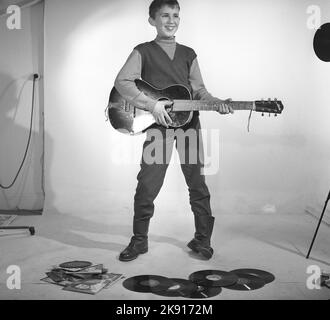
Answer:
[{"left": 0, "top": 208, "right": 329, "bottom": 300}]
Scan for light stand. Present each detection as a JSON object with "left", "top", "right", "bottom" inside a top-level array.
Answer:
[{"left": 306, "top": 189, "right": 330, "bottom": 259}]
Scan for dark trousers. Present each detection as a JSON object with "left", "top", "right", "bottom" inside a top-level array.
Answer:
[{"left": 132, "top": 115, "right": 213, "bottom": 244}]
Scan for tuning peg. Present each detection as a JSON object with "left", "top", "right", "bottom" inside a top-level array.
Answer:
[
  {"left": 262, "top": 113, "right": 264, "bottom": 116},
  {"left": 274, "top": 98, "right": 277, "bottom": 101},
  {"left": 269, "top": 113, "right": 271, "bottom": 117},
  {"left": 274, "top": 114, "right": 277, "bottom": 117}
]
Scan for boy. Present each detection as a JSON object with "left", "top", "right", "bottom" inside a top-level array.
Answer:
[{"left": 114, "top": 0, "right": 233, "bottom": 262}]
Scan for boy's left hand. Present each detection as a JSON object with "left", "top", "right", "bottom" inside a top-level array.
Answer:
[{"left": 214, "top": 98, "right": 234, "bottom": 114}]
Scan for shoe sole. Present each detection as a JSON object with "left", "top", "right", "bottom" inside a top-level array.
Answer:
[
  {"left": 197, "top": 247, "right": 213, "bottom": 260},
  {"left": 187, "top": 242, "right": 213, "bottom": 260}
]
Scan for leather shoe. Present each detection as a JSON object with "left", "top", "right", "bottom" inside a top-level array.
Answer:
[
  {"left": 187, "top": 239, "right": 214, "bottom": 260},
  {"left": 119, "top": 241, "right": 148, "bottom": 262}
]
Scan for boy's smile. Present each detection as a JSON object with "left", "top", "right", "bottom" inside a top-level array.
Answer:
[{"left": 149, "top": 5, "right": 180, "bottom": 39}]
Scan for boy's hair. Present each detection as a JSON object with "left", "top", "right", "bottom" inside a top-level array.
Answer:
[{"left": 149, "top": 0, "right": 180, "bottom": 19}]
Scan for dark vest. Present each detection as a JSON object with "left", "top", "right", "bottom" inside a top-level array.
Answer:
[{"left": 135, "top": 41, "right": 196, "bottom": 94}]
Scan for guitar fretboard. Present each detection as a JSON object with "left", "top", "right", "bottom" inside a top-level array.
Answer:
[{"left": 172, "top": 100, "right": 255, "bottom": 112}]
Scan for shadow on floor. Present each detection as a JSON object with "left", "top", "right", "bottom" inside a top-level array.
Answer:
[
  {"left": 224, "top": 212, "right": 330, "bottom": 267},
  {"left": 31, "top": 209, "right": 192, "bottom": 256}
]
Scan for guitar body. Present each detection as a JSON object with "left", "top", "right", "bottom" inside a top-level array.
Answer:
[{"left": 108, "top": 79, "right": 193, "bottom": 135}]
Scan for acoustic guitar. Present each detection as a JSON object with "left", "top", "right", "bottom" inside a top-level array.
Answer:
[{"left": 106, "top": 79, "right": 284, "bottom": 135}]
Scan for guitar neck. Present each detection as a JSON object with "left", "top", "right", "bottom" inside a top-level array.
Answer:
[{"left": 172, "top": 100, "right": 255, "bottom": 112}]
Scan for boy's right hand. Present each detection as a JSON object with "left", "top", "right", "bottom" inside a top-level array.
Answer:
[{"left": 152, "top": 100, "right": 173, "bottom": 128}]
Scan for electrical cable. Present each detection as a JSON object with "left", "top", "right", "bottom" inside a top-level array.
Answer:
[{"left": 0, "top": 74, "right": 38, "bottom": 190}]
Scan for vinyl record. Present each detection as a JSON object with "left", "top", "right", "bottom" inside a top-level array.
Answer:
[
  {"left": 313, "top": 23, "right": 330, "bottom": 62},
  {"left": 59, "top": 261, "right": 92, "bottom": 269},
  {"left": 154, "top": 278, "right": 199, "bottom": 297},
  {"left": 224, "top": 273, "right": 265, "bottom": 291},
  {"left": 185, "top": 284, "right": 222, "bottom": 299},
  {"left": 122, "top": 275, "right": 173, "bottom": 293},
  {"left": 189, "top": 270, "right": 238, "bottom": 287},
  {"left": 231, "top": 268, "right": 275, "bottom": 284}
]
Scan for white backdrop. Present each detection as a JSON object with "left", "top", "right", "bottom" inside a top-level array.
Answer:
[{"left": 43, "top": 0, "right": 330, "bottom": 221}]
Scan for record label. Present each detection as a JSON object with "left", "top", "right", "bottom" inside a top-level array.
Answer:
[
  {"left": 224, "top": 273, "right": 265, "bottom": 291},
  {"left": 155, "top": 278, "right": 198, "bottom": 298},
  {"left": 187, "top": 285, "right": 222, "bottom": 299},
  {"left": 140, "top": 279, "right": 160, "bottom": 287},
  {"left": 123, "top": 275, "right": 173, "bottom": 293},
  {"left": 189, "top": 270, "right": 238, "bottom": 287},
  {"left": 231, "top": 268, "right": 275, "bottom": 284},
  {"left": 206, "top": 275, "right": 223, "bottom": 281}
]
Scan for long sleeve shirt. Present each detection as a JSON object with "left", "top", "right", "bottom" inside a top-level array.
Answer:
[{"left": 114, "top": 36, "right": 217, "bottom": 112}]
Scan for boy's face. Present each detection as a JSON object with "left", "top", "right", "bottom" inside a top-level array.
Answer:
[{"left": 149, "top": 5, "right": 180, "bottom": 38}]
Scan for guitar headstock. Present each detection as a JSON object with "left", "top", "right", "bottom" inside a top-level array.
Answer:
[{"left": 255, "top": 99, "right": 284, "bottom": 116}]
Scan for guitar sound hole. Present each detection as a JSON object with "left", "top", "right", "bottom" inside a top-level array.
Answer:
[
  {"left": 168, "top": 111, "right": 191, "bottom": 128},
  {"left": 157, "top": 98, "right": 191, "bottom": 128}
]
